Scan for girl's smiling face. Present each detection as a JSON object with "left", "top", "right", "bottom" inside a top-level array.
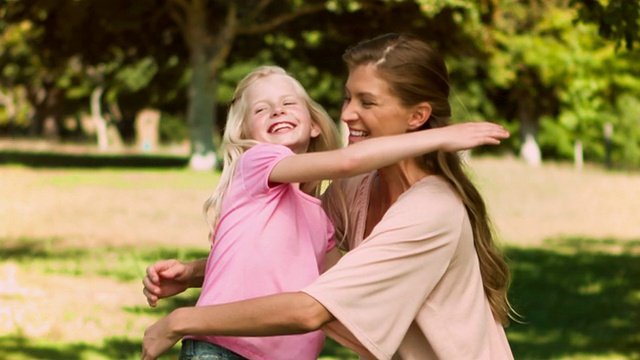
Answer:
[{"left": 245, "top": 74, "right": 320, "bottom": 154}]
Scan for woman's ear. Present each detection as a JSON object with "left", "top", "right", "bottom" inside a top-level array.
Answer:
[{"left": 407, "top": 102, "right": 432, "bottom": 130}]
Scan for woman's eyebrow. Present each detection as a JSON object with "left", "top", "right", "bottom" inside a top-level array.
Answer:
[{"left": 355, "top": 91, "right": 376, "bottom": 98}]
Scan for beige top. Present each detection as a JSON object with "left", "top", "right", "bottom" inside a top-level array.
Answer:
[{"left": 303, "top": 173, "right": 513, "bottom": 360}]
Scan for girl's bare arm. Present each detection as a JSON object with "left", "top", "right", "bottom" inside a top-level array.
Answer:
[{"left": 270, "top": 122, "right": 508, "bottom": 184}]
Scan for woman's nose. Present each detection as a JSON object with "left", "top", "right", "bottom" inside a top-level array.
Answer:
[{"left": 341, "top": 102, "right": 357, "bottom": 123}]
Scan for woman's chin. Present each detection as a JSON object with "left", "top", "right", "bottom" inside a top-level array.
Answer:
[{"left": 348, "top": 136, "right": 368, "bottom": 145}]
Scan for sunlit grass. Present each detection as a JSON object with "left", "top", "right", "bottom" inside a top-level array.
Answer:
[
  {"left": 1, "top": 238, "right": 209, "bottom": 281},
  {"left": 39, "top": 168, "right": 217, "bottom": 190}
]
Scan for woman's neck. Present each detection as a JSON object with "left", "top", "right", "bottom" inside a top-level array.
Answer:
[
  {"left": 376, "top": 158, "right": 430, "bottom": 203},
  {"left": 364, "top": 158, "right": 431, "bottom": 239}
]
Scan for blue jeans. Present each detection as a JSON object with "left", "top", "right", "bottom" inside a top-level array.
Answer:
[{"left": 179, "top": 340, "right": 248, "bottom": 360}]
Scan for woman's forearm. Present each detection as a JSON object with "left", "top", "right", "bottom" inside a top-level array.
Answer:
[
  {"left": 169, "top": 291, "right": 333, "bottom": 337},
  {"left": 186, "top": 259, "right": 207, "bottom": 288}
]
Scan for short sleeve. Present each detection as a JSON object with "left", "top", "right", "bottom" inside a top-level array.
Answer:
[
  {"left": 303, "top": 181, "right": 466, "bottom": 360},
  {"left": 240, "top": 143, "right": 293, "bottom": 198}
]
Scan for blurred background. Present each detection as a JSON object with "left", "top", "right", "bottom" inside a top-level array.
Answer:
[{"left": 1, "top": 0, "right": 639, "bottom": 359}]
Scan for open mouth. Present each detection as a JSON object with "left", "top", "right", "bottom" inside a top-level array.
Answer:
[
  {"left": 349, "top": 128, "right": 369, "bottom": 138},
  {"left": 268, "top": 122, "right": 296, "bottom": 134}
]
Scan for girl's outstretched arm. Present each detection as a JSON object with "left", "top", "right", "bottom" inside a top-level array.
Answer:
[
  {"left": 141, "top": 292, "right": 330, "bottom": 360},
  {"left": 270, "top": 122, "right": 508, "bottom": 184}
]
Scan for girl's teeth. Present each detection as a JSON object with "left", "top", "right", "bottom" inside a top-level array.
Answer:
[{"left": 270, "top": 123, "right": 294, "bottom": 133}]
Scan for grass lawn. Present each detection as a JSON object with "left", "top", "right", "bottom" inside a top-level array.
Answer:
[{"left": 1, "top": 156, "right": 639, "bottom": 359}]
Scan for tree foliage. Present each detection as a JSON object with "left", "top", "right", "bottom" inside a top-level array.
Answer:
[
  {"left": 1, "top": 0, "right": 188, "bottom": 140},
  {"left": 570, "top": 0, "right": 640, "bottom": 50},
  {"left": 1, "top": 0, "right": 640, "bottom": 169}
]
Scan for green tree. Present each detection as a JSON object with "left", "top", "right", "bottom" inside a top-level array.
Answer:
[
  {"left": 1, "top": 0, "right": 187, "bottom": 144},
  {"left": 480, "top": 0, "right": 640, "bottom": 167},
  {"left": 3, "top": 0, "right": 640, "bottom": 169},
  {"left": 158, "top": 0, "right": 334, "bottom": 170},
  {"left": 570, "top": 0, "right": 640, "bottom": 50}
]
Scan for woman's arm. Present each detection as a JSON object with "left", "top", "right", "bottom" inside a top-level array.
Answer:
[
  {"left": 141, "top": 292, "right": 332, "bottom": 360},
  {"left": 143, "top": 259, "right": 207, "bottom": 307},
  {"left": 270, "top": 122, "right": 508, "bottom": 184}
]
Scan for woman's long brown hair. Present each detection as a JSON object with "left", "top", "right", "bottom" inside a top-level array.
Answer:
[{"left": 343, "top": 33, "right": 515, "bottom": 325}]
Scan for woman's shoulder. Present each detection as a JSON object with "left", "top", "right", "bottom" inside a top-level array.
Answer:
[
  {"left": 409, "top": 175, "right": 460, "bottom": 198},
  {"left": 325, "top": 172, "right": 372, "bottom": 198},
  {"left": 342, "top": 172, "right": 373, "bottom": 192},
  {"left": 396, "top": 175, "right": 465, "bottom": 217},
  {"left": 322, "top": 172, "right": 373, "bottom": 220}
]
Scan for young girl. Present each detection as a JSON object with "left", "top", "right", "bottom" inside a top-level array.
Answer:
[{"left": 145, "top": 65, "right": 509, "bottom": 360}]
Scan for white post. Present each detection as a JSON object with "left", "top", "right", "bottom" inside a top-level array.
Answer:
[{"left": 574, "top": 140, "right": 583, "bottom": 170}]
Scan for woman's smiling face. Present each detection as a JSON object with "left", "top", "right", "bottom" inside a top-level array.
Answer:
[
  {"left": 244, "top": 74, "right": 320, "bottom": 154},
  {"left": 341, "top": 64, "right": 415, "bottom": 145}
]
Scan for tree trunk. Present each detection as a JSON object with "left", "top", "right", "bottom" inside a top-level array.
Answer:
[
  {"left": 517, "top": 95, "right": 541, "bottom": 166},
  {"left": 187, "top": 49, "right": 217, "bottom": 171},
  {"left": 184, "top": 0, "right": 217, "bottom": 171},
  {"left": 574, "top": 139, "right": 583, "bottom": 170},
  {"left": 27, "top": 86, "right": 46, "bottom": 137},
  {"left": 0, "top": 91, "right": 16, "bottom": 122},
  {"left": 91, "top": 86, "right": 109, "bottom": 151}
]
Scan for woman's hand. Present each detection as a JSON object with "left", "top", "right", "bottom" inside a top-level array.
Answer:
[
  {"left": 141, "top": 311, "right": 182, "bottom": 360},
  {"left": 142, "top": 259, "right": 193, "bottom": 307}
]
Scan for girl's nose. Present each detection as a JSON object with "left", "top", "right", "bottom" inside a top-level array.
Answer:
[{"left": 272, "top": 106, "right": 285, "bottom": 117}]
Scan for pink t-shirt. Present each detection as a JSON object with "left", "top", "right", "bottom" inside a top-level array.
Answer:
[
  {"left": 303, "top": 173, "right": 513, "bottom": 360},
  {"left": 190, "top": 143, "right": 335, "bottom": 360}
]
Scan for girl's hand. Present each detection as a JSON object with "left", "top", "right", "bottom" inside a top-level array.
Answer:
[
  {"left": 142, "top": 259, "right": 192, "bottom": 307},
  {"left": 437, "top": 122, "right": 510, "bottom": 152}
]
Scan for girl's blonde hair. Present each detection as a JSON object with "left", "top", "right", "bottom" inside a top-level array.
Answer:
[
  {"left": 203, "top": 66, "right": 341, "bottom": 233},
  {"left": 343, "top": 33, "right": 515, "bottom": 325}
]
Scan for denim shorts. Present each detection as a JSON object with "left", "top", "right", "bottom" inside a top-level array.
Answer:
[{"left": 179, "top": 340, "right": 248, "bottom": 360}]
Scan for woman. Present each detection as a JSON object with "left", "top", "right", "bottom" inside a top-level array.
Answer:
[{"left": 142, "top": 33, "right": 514, "bottom": 360}]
